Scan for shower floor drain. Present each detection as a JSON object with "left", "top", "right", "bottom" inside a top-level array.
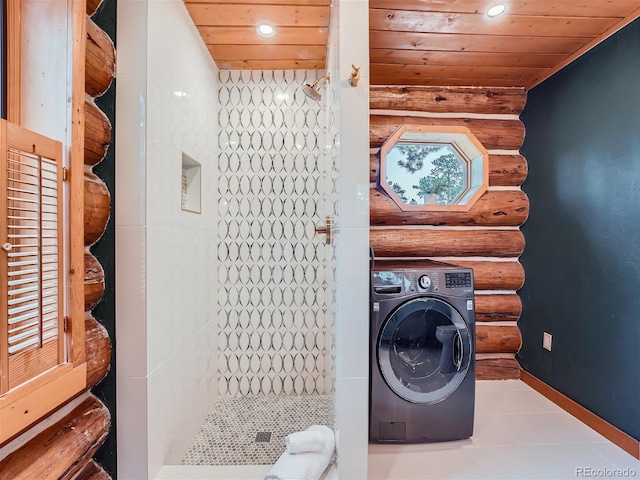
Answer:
[{"left": 255, "top": 432, "right": 272, "bottom": 443}]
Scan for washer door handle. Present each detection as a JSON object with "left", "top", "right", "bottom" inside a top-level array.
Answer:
[{"left": 453, "top": 330, "right": 463, "bottom": 371}]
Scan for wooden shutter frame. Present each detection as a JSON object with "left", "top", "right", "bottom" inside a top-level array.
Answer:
[{"left": 2, "top": 121, "right": 64, "bottom": 391}]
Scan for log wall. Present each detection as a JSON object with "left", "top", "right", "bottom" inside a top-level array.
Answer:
[
  {"left": 0, "top": 2, "right": 116, "bottom": 477},
  {"left": 81, "top": 2, "right": 115, "bottom": 475},
  {"left": 370, "top": 86, "right": 528, "bottom": 380},
  {"left": 0, "top": 396, "right": 110, "bottom": 480}
]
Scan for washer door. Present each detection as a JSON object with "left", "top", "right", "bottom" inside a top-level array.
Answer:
[{"left": 378, "top": 297, "right": 472, "bottom": 404}]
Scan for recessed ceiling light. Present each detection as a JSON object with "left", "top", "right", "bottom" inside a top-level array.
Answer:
[
  {"left": 256, "top": 23, "right": 276, "bottom": 38},
  {"left": 486, "top": 4, "right": 506, "bottom": 18}
]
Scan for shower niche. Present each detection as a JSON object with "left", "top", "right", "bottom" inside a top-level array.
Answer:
[{"left": 181, "top": 152, "right": 202, "bottom": 214}]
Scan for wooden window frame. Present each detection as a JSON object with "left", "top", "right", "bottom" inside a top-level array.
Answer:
[
  {"left": 0, "top": 0, "right": 86, "bottom": 445},
  {"left": 378, "top": 124, "right": 489, "bottom": 212}
]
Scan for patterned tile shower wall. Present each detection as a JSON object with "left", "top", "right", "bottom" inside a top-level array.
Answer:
[{"left": 217, "top": 70, "right": 334, "bottom": 397}]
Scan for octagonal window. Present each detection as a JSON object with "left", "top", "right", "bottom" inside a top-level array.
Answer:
[{"left": 379, "top": 125, "right": 489, "bottom": 212}]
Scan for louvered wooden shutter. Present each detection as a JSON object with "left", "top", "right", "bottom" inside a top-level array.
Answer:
[{"left": 0, "top": 119, "right": 64, "bottom": 393}]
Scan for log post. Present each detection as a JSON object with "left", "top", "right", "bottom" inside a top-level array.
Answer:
[
  {"left": 83, "top": 10, "right": 115, "bottom": 478},
  {"left": 0, "top": 396, "right": 110, "bottom": 480}
]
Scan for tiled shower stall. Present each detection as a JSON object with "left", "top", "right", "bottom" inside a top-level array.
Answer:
[
  {"left": 181, "top": 70, "right": 337, "bottom": 466},
  {"left": 116, "top": 0, "right": 369, "bottom": 478}
]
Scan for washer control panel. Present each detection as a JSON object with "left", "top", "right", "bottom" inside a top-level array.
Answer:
[{"left": 372, "top": 267, "right": 473, "bottom": 297}]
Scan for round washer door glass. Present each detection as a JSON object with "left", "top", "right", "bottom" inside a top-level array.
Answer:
[{"left": 378, "top": 297, "right": 472, "bottom": 404}]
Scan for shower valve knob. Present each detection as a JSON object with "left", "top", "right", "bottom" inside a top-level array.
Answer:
[{"left": 314, "top": 216, "right": 333, "bottom": 245}]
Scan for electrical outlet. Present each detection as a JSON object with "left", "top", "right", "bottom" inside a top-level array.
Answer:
[{"left": 543, "top": 332, "right": 552, "bottom": 351}]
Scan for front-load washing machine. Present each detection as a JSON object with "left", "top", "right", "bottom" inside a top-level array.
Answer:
[{"left": 370, "top": 262, "right": 475, "bottom": 443}]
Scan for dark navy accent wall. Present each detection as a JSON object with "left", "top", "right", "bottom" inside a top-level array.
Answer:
[{"left": 519, "top": 18, "right": 640, "bottom": 441}]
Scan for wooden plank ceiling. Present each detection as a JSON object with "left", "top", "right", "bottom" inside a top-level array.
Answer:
[
  {"left": 184, "top": 0, "right": 640, "bottom": 89},
  {"left": 369, "top": 0, "right": 640, "bottom": 88},
  {"left": 183, "top": 0, "right": 331, "bottom": 70}
]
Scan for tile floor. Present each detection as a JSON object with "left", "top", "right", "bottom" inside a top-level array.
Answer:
[
  {"left": 368, "top": 380, "right": 639, "bottom": 480},
  {"left": 182, "top": 395, "right": 335, "bottom": 466},
  {"left": 157, "top": 380, "right": 638, "bottom": 479}
]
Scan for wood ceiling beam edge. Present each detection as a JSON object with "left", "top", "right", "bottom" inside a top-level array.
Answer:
[{"left": 527, "top": 7, "right": 640, "bottom": 89}]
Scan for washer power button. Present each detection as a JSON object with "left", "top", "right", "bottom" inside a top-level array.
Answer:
[{"left": 418, "top": 275, "right": 431, "bottom": 289}]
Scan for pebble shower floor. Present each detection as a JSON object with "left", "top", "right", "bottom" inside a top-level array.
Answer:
[{"left": 182, "top": 395, "right": 334, "bottom": 465}]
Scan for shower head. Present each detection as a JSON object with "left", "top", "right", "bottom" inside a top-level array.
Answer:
[
  {"left": 302, "top": 83, "right": 322, "bottom": 101},
  {"left": 302, "top": 75, "right": 330, "bottom": 101}
]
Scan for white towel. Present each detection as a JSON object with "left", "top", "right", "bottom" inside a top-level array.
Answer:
[
  {"left": 265, "top": 425, "right": 335, "bottom": 480},
  {"left": 285, "top": 430, "right": 325, "bottom": 454}
]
